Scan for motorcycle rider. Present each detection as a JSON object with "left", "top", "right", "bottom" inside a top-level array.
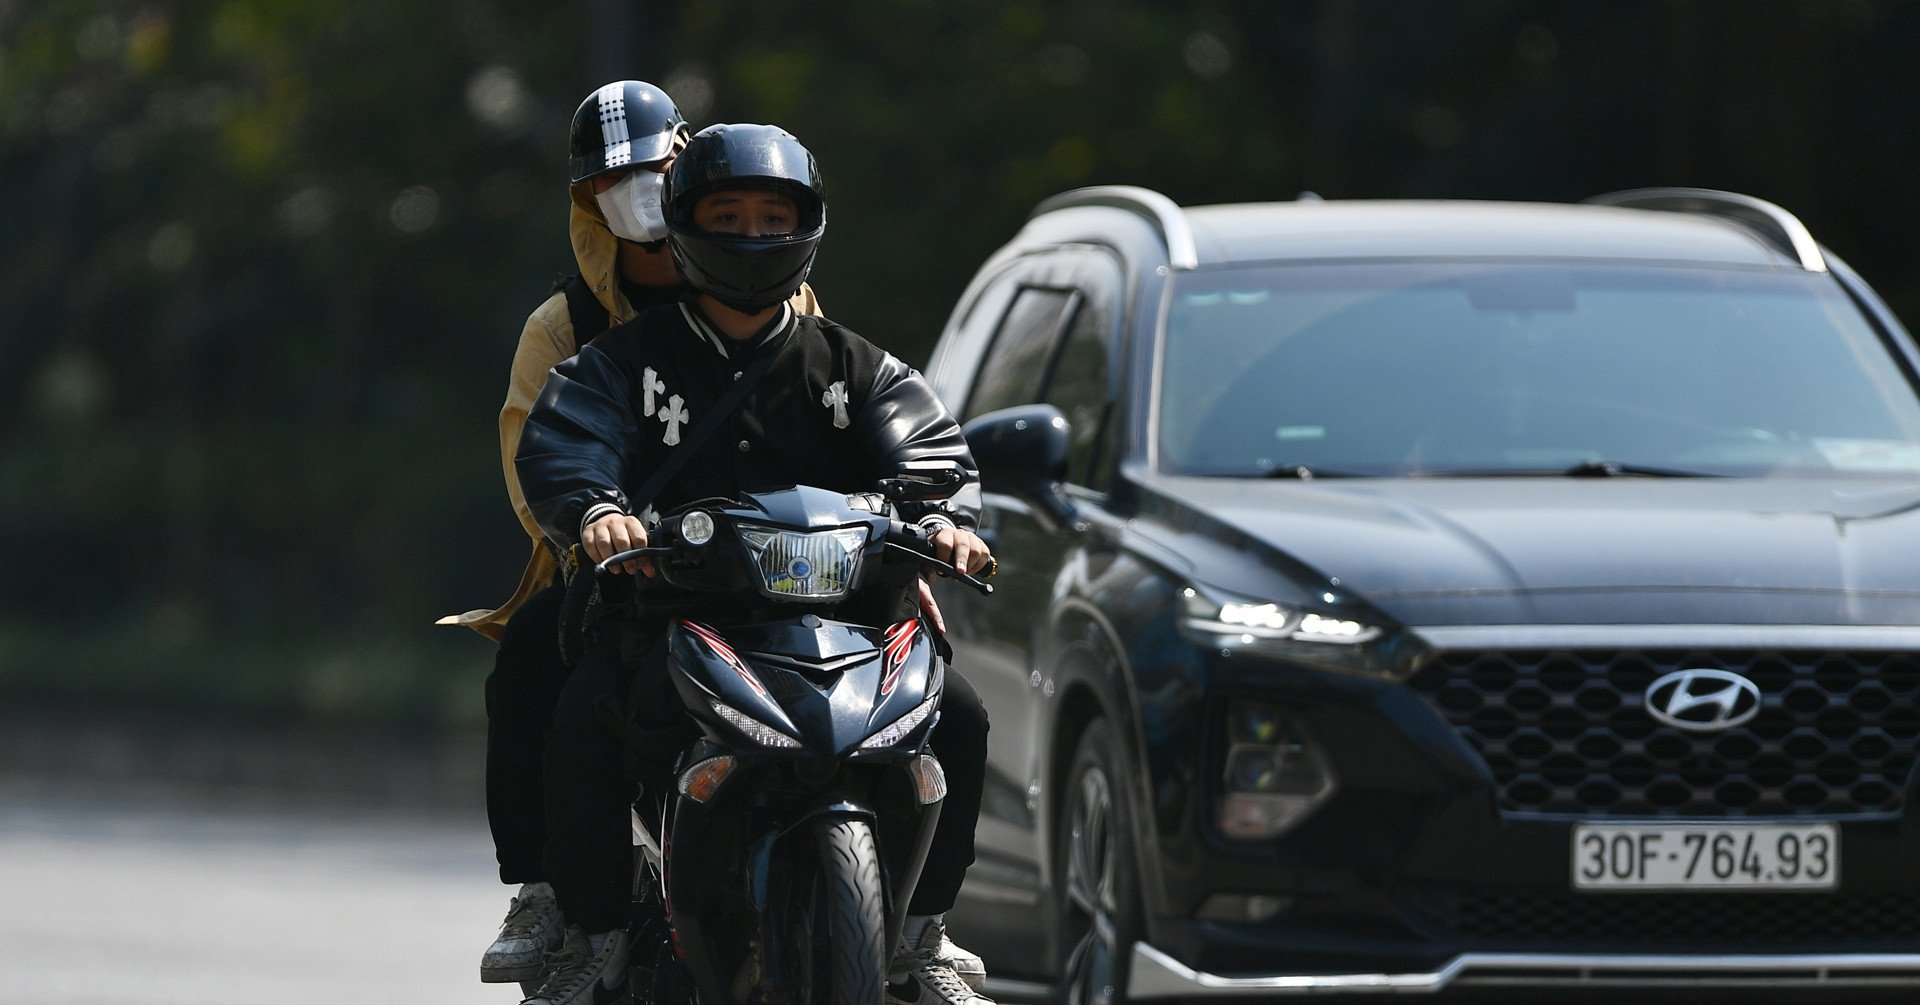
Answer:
[
  {"left": 515, "top": 123, "right": 998, "bottom": 1005},
  {"left": 436, "top": 79, "right": 831, "bottom": 986}
]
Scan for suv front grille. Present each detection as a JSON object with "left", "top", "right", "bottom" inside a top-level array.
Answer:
[
  {"left": 1408, "top": 648, "right": 1920, "bottom": 817},
  {"left": 1398, "top": 886, "right": 1920, "bottom": 944}
]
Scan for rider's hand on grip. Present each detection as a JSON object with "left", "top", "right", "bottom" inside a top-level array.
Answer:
[
  {"left": 584, "top": 511, "right": 656, "bottom": 577},
  {"left": 929, "top": 526, "right": 993, "bottom": 578},
  {"left": 887, "top": 520, "right": 995, "bottom": 596}
]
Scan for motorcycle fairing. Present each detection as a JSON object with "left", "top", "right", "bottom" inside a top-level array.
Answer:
[
  {"left": 681, "top": 619, "right": 774, "bottom": 701},
  {"left": 880, "top": 619, "right": 919, "bottom": 696},
  {"left": 669, "top": 616, "right": 943, "bottom": 758}
]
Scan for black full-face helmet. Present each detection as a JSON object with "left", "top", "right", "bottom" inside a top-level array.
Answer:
[
  {"left": 568, "top": 80, "right": 689, "bottom": 184},
  {"left": 665, "top": 124, "right": 826, "bottom": 313}
]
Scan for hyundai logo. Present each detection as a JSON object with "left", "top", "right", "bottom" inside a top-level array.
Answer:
[{"left": 1644, "top": 669, "right": 1762, "bottom": 732}]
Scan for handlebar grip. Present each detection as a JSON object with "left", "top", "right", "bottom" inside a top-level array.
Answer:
[{"left": 595, "top": 544, "right": 673, "bottom": 574}]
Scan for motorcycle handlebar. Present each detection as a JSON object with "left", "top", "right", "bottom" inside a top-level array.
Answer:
[
  {"left": 593, "top": 513, "right": 994, "bottom": 596},
  {"left": 595, "top": 543, "right": 670, "bottom": 574},
  {"left": 883, "top": 519, "right": 995, "bottom": 597}
]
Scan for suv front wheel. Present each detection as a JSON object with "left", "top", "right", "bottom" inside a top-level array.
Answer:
[{"left": 1055, "top": 719, "right": 1142, "bottom": 1005}]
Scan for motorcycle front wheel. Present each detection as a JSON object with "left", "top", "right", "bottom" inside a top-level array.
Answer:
[{"left": 807, "top": 817, "right": 887, "bottom": 1005}]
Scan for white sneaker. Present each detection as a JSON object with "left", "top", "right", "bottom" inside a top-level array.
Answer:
[
  {"left": 888, "top": 919, "right": 992, "bottom": 1003},
  {"left": 930, "top": 930, "right": 985, "bottom": 992},
  {"left": 481, "top": 882, "right": 565, "bottom": 983},
  {"left": 520, "top": 926, "right": 630, "bottom": 1005}
]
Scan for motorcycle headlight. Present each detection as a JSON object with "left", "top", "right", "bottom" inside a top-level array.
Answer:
[
  {"left": 861, "top": 693, "right": 940, "bottom": 749},
  {"left": 736, "top": 523, "right": 870, "bottom": 600},
  {"left": 709, "top": 699, "right": 802, "bottom": 749}
]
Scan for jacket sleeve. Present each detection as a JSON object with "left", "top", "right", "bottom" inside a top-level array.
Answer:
[
  {"left": 499, "top": 296, "right": 577, "bottom": 542},
  {"left": 515, "top": 342, "right": 638, "bottom": 548},
  {"left": 855, "top": 353, "right": 983, "bottom": 530}
]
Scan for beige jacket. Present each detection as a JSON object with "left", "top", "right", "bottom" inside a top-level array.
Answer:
[{"left": 441, "top": 182, "right": 821, "bottom": 640}]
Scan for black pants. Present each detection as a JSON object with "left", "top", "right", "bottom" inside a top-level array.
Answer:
[
  {"left": 544, "top": 624, "right": 991, "bottom": 934},
  {"left": 484, "top": 584, "right": 571, "bottom": 885}
]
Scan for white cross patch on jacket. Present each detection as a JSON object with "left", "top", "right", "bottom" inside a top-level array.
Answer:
[
  {"left": 823, "top": 381, "right": 850, "bottom": 429},
  {"left": 659, "top": 394, "right": 688, "bottom": 446},
  {"left": 642, "top": 367, "right": 665, "bottom": 417}
]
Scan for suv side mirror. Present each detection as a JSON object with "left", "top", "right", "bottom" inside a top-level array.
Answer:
[{"left": 961, "top": 404, "right": 1079, "bottom": 528}]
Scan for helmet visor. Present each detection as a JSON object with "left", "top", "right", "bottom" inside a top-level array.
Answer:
[{"left": 666, "top": 124, "right": 824, "bottom": 232}]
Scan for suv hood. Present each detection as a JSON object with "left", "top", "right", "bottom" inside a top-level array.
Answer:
[{"left": 1141, "top": 476, "right": 1920, "bottom": 626}]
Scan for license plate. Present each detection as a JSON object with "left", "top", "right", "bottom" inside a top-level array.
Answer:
[{"left": 1572, "top": 823, "right": 1838, "bottom": 890}]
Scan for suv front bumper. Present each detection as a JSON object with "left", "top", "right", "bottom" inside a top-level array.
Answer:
[{"left": 1130, "top": 942, "right": 1920, "bottom": 996}]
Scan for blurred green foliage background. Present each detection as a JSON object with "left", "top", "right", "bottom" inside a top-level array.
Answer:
[{"left": 3, "top": 0, "right": 1916, "bottom": 730}]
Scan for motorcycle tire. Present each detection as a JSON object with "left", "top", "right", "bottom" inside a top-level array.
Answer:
[{"left": 816, "top": 817, "right": 888, "bottom": 1005}]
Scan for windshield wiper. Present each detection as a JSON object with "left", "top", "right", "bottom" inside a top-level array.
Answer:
[
  {"left": 1413, "top": 460, "right": 1722, "bottom": 478},
  {"left": 1562, "top": 459, "right": 1720, "bottom": 478},
  {"left": 1261, "top": 464, "right": 1365, "bottom": 480}
]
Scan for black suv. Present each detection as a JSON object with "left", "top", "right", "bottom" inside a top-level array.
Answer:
[{"left": 925, "top": 186, "right": 1920, "bottom": 999}]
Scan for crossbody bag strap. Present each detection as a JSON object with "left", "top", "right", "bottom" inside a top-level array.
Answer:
[{"left": 560, "top": 273, "right": 611, "bottom": 344}]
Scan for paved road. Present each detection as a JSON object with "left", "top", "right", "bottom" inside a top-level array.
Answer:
[
  {"left": 0, "top": 781, "right": 523, "bottom": 1004},
  {"left": 7, "top": 781, "right": 1910, "bottom": 1005}
]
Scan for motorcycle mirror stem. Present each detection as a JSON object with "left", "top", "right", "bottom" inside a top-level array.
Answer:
[{"left": 878, "top": 460, "right": 970, "bottom": 502}]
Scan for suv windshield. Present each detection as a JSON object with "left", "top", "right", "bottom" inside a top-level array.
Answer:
[{"left": 1157, "top": 262, "right": 1920, "bottom": 479}]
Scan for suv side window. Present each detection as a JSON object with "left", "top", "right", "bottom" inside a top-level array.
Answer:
[
  {"left": 1044, "top": 298, "right": 1112, "bottom": 490},
  {"left": 926, "top": 265, "right": 1021, "bottom": 412},
  {"left": 962, "top": 287, "right": 1077, "bottom": 421}
]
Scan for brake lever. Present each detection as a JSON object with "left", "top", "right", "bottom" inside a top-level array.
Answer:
[
  {"left": 884, "top": 541, "right": 994, "bottom": 596},
  {"left": 949, "top": 566, "right": 995, "bottom": 596}
]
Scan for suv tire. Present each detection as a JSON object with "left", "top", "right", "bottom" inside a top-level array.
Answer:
[{"left": 1055, "top": 719, "right": 1143, "bottom": 1005}]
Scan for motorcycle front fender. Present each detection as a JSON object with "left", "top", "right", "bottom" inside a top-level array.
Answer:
[
  {"left": 753, "top": 794, "right": 944, "bottom": 991},
  {"left": 667, "top": 793, "right": 882, "bottom": 1003},
  {"left": 750, "top": 798, "right": 878, "bottom": 912},
  {"left": 750, "top": 799, "right": 881, "bottom": 998}
]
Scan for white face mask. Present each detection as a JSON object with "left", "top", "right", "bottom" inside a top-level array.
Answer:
[{"left": 595, "top": 168, "right": 669, "bottom": 244}]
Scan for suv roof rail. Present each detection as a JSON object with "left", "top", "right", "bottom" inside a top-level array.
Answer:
[
  {"left": 1032, "top": 185, "right": 1200, "bottom": 270},
  {"left": 1583, "top": 187, "right": 1827, "bottom": 273}
]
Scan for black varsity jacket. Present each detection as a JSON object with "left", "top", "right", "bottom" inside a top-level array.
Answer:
[{"left": 516, "top": 302, "right": 981, "bottom": 548}]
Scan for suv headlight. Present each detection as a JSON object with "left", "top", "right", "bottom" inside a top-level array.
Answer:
[
  {"left": 1181, "top": 585, "right": 1380, "bottom": 643},
  {"left": 737, "top": 523, "right": 869, "bottom": 600},
  {"left": 1181, "top": 584, "right": 1415, "bottom": 680}
]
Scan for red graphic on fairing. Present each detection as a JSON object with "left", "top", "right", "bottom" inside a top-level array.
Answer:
[
  {"left": 880, "top": 620, "right": 919, "bottom": 696},
  {"left": 681, "top": 619, "right": 771, "bottom": 700}
]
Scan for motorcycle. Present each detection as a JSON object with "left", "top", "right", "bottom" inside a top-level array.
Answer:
[{"left": 587, "top": 470, "right": 992, "bottom": 1005}]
